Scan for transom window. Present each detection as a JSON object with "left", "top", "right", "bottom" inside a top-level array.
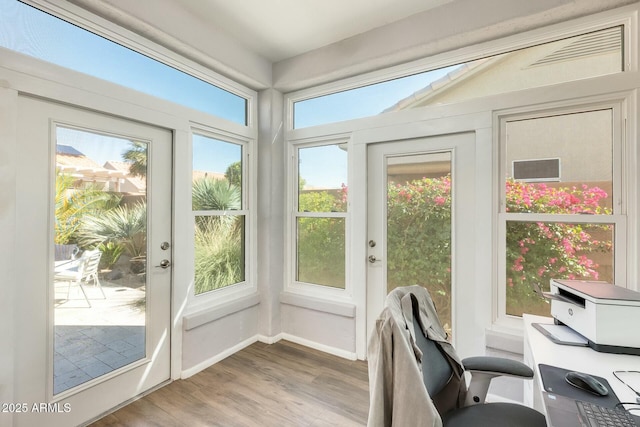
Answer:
[
  {"left": 0, "top": 0, "right": 247, "bottom": 124},
  {"left": 292, "top": 26, "right": 623, "bottom": 129}
]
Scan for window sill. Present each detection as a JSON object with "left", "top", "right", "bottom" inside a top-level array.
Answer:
[
  {"left": 486, "top": 324, "right": 525, "bottom": 355},
  {"left": 183, "top": 292, "right": 260, "bottom": 331},
  {"left": 280, "top": 292, "right": 356, "bottom": 318}
]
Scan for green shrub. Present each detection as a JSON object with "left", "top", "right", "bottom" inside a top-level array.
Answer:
[
  {"left": 194, "top": 217, "right": 244, "bottom": 294},
  {"left": 76, "top": 201, "right": 147, "bottom": 257},
  {"left": 97, "top": 241, "right": 125, "bottom": 269}
]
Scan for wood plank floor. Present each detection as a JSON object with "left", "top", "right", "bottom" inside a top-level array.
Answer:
[{"left": 91, "top": 340, "right": 370, "bottom": 427}]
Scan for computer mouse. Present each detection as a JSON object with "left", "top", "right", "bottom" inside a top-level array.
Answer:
[{"left": 565, "top": 371, "right": 609, "bottom": 396}]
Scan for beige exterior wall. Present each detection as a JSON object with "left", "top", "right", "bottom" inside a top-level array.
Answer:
[{"left": 505, "top": 109, "right": 613, "bottom": 183}]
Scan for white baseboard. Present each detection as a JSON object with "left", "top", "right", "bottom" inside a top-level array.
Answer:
[
  {"left": 257, "top": 333, "right": 283, "bottom": 344},
  {"left": 180, "top": 335, "right": 258, "bottom": 379},
  {"left": 181, "top": 333, "right": 358, "bottom": 379},
  {"left": 279, "top": 333, "right": 357, "bottom": 360}
]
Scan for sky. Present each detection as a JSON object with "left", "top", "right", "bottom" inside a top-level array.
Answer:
[
  {"left": 1, "top": 0, "right": 461, "bottom": 188},
  {"left": 56, "top": 127, "right": 133, "bottom": 167},
  {"left": 294, "top": 65, "right": 460, "bottom": 129}
]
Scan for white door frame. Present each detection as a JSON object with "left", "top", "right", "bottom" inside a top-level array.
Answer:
[
  {"left": 350, "top": 113, "right": 493, "bottom": 360},
  {"left": 13, "top": 95, "right": 173, "bottom": 426}
]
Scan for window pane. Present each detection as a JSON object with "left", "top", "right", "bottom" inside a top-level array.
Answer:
[
  {"left": 386, "top": 153, "right": 452, "bottom": 334},
  {"left": 505, "top": 109, "right": 613, "bottom": 214},
  {"left": 0, "top": 0, "right": 247, "bottom": 124},
  {"left": 506, "top": 221, "right": 614, "bottom": 317},
  {"left": 297, "top": 218, "right": 345, "bottom": 288},
  {"left": 298, "top": 145, "right": 348, "bottom": 213},
  {"left": 54, "top": 127, "right": 147, "bottom": 394},
  {"left": 294, "top": 27, "right": 622, "bottom": 128},
  {"left": 194, "top": 215, "right": 245, "bottom": 294},
  {"left": 192, "top": 135, "right": 242, "bottom": 210}
]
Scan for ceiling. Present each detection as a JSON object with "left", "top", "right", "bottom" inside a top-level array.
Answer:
[{"left": 177, "top": 0, "right": 454, "bottom": 62}]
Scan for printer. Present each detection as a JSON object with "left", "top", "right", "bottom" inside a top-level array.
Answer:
[{"left": 548, "top": 279, "right": 640, "bottom": 355}]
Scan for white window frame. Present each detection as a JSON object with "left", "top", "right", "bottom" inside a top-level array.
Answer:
[
  {"left": 18, "top": 0, "right": 261, "bottom": 313},
  {"left": 495, "top": 98, "right": 629, "bottom": 331},
  {"left": 188, "top": 125, "right": 257, "bottom": 310},
  {"left": 282, "top": 6, "right": 638, "bottom": 350},
  {"left": 22, "top": 0, "right": 256, "bottom": 128},
  {"left": 285, "top": 136, "right": 352, "bottom": 301}
]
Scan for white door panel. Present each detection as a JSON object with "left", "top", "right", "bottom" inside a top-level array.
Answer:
[
  {"left": 366, "top": 133, "right": 482, "bottom": 358},
  {"left": 14, "top": 96, "right": 172, "bottom": 426}
]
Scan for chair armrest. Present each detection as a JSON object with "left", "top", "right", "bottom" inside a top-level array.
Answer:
[
  {"left": 462, "top": 356, "right": 533, "bottom": 379},
  {"left": 462, "top": 356, "right": 533, "bottom": 406}
]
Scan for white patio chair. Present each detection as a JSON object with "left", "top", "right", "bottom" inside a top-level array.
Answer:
[{"left": 54, "top": 249, "right": 105, "bottom": 307}]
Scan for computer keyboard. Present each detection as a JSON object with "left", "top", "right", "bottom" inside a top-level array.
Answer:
[{"left": 576, "top": 400, "right": 637, "bottom": 427}]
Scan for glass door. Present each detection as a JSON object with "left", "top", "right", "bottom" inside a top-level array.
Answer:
[
  {"left": 14, "top": 96, "right": 172, "bottom": 427},
  {"left": 366, "top": 133, "right": 481, "bottom": 357}
]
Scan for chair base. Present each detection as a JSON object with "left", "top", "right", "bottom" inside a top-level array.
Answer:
[{"left": 443, "top": 402, "right": 546, "bottom": 427}]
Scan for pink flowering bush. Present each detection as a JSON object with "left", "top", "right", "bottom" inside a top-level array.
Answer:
[
  {"left": 298, "top": 176, "right": 612, "bottom": 318},
  {"left": 504, "top": 180, "right": 612, "bottom": 315},
  {"left": 387, "top": 176, "right": 613, "bottom": 320}
]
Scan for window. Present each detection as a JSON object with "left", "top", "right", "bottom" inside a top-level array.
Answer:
[
  {"left": 293, "top": 143, "right": 348, "bottom": 289},
  {"left": 292, "top": 26, "right": 623, "bottom": 128},
  {"left": 192, "top": 133, "right": 248, "bottom": 295},
  {"left": 0, "top": 0, "right": 247, "bottom": 124},
  {"left": 499, "top": 105, "right": 625, "bottom": 319}
]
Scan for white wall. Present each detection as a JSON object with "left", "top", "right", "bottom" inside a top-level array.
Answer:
[
  {"left": 0, "top": 86, "right": 17, "bottom": 427},
  {"left": 257, "top": 89, "right": 285, "bottom": 339}
]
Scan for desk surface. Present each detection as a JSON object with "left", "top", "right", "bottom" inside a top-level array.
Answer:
[{"left": 524, "top": 314, "right": 640, "bottom": 413}]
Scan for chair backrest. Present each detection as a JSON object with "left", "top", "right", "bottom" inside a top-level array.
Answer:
[
  {"left": 410, "top": 293, "right": 461, "bottom": 416},
  {"left": 79, "top": 249, "right": 102, "bottom": 278},
  {"left": 413, "top": 313, "right": 453, "bottom": 397}
]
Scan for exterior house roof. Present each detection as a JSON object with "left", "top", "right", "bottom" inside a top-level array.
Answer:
[
  {"left": 383, "top": 27, "right": 622, "bottom": 112},
  {"left": 56, "top": 145, "right": 126, "bottom": 182},
  {"left": 103, "top": 160, "right": 146, "bottom": 194}
]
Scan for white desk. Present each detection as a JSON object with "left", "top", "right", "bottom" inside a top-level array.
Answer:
[{"left": 523, "top": 314, "right": 640, "bottom": 417}]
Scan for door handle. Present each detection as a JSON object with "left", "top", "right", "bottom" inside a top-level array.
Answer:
[
  {"left": 368, "top": 255, "right": 382, "bottom": 263},
  {"left": 156, "top": 259, "right": 171, "bottom": 269}
]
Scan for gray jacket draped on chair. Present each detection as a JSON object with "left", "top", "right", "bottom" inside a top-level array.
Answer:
[{"left": 367, "top": 285, "right": 466, "bottom": 427}]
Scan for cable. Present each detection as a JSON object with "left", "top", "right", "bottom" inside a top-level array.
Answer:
[{"left": 613, "top": 371, "right": 640, "bottom": 404}]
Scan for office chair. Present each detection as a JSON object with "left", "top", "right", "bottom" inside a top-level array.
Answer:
[{"left": 368, "top": 285, "right": 546, "bottom": 427}]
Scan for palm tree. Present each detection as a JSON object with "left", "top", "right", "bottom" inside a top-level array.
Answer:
[
  {"left": 55, "top": 172, "right": 119, "bottom": 244},
  {"left": 122, "top": 141, "right": 147, "bottom": 178},
  {"left": 224, "top": 161, "right": 242, "bottom": 188}
]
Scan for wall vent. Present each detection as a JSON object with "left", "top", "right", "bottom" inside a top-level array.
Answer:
[{"left": 512, "top": 158, "right": 560, "bottom": 182}]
